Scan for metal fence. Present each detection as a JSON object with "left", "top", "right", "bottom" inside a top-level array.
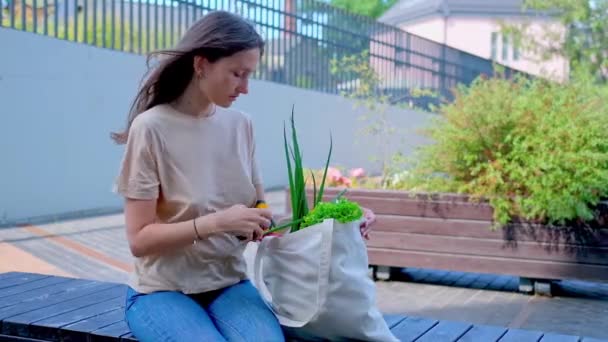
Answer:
[{"left": 0, "top": 0, "right": 522, "bottom": 107}]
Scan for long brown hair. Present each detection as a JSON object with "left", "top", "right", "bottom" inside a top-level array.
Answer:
[{"left": 111, "top": 10, "right": 264, "bottom": 144}]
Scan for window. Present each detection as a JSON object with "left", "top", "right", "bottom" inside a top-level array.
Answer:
[
  {"left": 513, "top": 36, "right": 520, "bottom": 61},
  {"left": 502, "top": 35, "right": 509, "bottom": 61},
  {"left": 491, "top": 32, "right": 498, "bottom": 60}
]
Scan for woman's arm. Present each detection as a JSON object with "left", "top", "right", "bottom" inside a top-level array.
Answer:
[
  {"left": 124, "top": 198, "right": 272, "bottom": 257},
  {"left": 124, "top": 199, "right": 217, "bottom": 257},
  {"left": 255, "top": 184, "right": 265, "bottom": 203}
]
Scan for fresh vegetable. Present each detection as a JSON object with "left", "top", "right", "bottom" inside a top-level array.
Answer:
[
  {"left": 282, "top": 106, "right": 333, "bottom": 232},
  {"left": 262, "top": 106, "right": 363, "bottom": 236},
  {"left": 301, "top": 197, "right": 363, "bottom": 228}
]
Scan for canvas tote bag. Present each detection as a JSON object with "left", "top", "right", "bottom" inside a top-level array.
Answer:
[{"left": 253, "top": 218, "right": 398, "bottom": 342}]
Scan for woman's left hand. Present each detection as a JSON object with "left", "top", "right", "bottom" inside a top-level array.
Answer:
[{"left": 360, "top": 207, "right": 376, "bottom": 240}]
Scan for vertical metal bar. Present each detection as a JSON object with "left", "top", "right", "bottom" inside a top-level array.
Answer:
[
  {"left": 145, "top": 0, "right": 150, "bottom": 53},
  {"left": 177, "top": 0, "right": 181, "bottom": 39},
  {"left": 20, "top": 0, "right": 25, "bottom": 31},
  {"left": 6, "top": 0, "right": 14, "bottom": 28},
  {"left": 120, "top": 0, "right": 124, "bottom": 50},
  {"left": 154, "top": 0, "right": 158, "bottom": 50},
  {"left": 74, "top": 0, "right": 78, "bottom": 42},
  {"left": 191, "top": 0, "right": 195, "bottom": 24},
  {"left": 9, "top": 0, "right": 15, "bottom": 28},
  {"left": 184, "top": 0, "right": 189, "bottom": 32},
  {"left": 138, "top": 0, "right": 142, "bottom": 53},
  {"left": 102, "top": 0, "right": 106, "bottom": 47},
  {"left": 0, "top": 0, "right": 3, "bottom": 28},
  {"left": 265, "top": 0, "right": 270, "bottom": 81},
  {"left": 162, "top": 0, "right": 166, "bottom": 48},
  {"left": 129, "top": 0, "right": 133, "bottom": 52},
  {"left": 83, "top": 0, "right": 88, "bottom": 43},
  {"left": 93, "top": 0, "right": 97, "bottom": 45},
  {"left": 63, "top": 0, "right": 68, "bottom": 39},
  {"left": 53, "top": 0, "right": 58, "bottom": 37},
  {"left": 33, "top": 0, "right": 38, "bottom": 33},
  {"left": 290, "top": 2, "right": 294, "bottom": 88},
  {"left": 170, "top": 0, "right": 174, "bottom": 46},
  {"left": 277, "top": 0, "right": 282, "bottom": 83},
  {"left": 110, "top": 0, "right": 115, "bottom": 48}
]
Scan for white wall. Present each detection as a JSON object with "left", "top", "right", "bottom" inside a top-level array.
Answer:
[{"left": 0, "top": 28, "right": 432, "bottom": 226}]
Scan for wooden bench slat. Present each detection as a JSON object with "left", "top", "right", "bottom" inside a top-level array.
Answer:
[
  {"left": 0, "top": 278, "right": 91, "bottom": 309},
  {"left": 0, "top": 274, "right": 48, "bottom": 290},
  {"left": 540, "top": 332, "right": 582, "bottom": 342},
  {"left": 367, "top": 231, "right": 608, "bottom": 265},
  {"left": 5, "top": 285, "right": 124, "bottom": 325},
  {"left": 384, "top": 314, "right": 407, "bottom": 328},
  {"left": 120, "top": 333, "right": 138, "bottom": 341},
  {"left": 33, "top": 296, "right": 124, "bottom": 328},
  {"left": 498, "top": 328, "right": 545, "bottom": 342},
  {"left": 416, "top": 320, "right": 473, "bottom": 342},
  {"left": 23, "top": 296, "right": 125, "bottom": 341},
  {"left": 368, "top": 248, "right": 608, "bottom": 282},
  {"left": 90, "top": 320, "right": 132, "bottom": 341},
  {"left": 2, "top": 286, "right": 124, "bottom": 340},
  {"left": 372, "top": 215, "right": 495, "bottom": 237},
  {"left": 0, "top": 272, "right": 25, "bottom": 281},
  {"left": 0, "top": 281, "right": 114, "bottom": 320},
  {"left": 0, "top": 276, "right": 72, "bottom": 300},
  {"left": 456, "top": 325, "right": 508, "bottom": 341},
  {"left": 334, "top": 196, "right": 494, "bottom": 221},
  {"left": 60, "top": 308, "right": 125, "bottom": 341},
  {"left": 390, "top": 316, "right": 438, "bottom": 341},
  {"left": 0, "top": 334, "right": 49, "bottom": 341}
]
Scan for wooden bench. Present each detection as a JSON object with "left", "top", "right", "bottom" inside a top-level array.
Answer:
[{"left": 1, "top": 272, "right": 605, "bottom": 342}]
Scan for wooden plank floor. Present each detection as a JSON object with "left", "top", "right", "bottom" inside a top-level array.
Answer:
[{"left": 1, "top": 272, "right": 606, "bottom": 342}]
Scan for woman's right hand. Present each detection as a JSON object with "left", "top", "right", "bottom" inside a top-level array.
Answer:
[{"left": 210, "top": 204, "right": 273, "bottom": 241}]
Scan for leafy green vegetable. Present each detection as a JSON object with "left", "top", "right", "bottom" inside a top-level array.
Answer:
[
  {"left": 301, "top": 198, "right": 363, "bottom": 228},
  {"left": 283, "top": 106, "right": 334, "bottom": 232}
]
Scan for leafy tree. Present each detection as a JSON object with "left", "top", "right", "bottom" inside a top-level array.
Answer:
[
  {"left": 327, "top": 0, "right": 397, "bottom": 19},
  {"left": 502, "top": 0, "right": 608, "bottom": 82}
]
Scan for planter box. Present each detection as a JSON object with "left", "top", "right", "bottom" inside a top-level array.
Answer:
[{"left": 289, "top": 187, "right": 608, "bottom": 286}]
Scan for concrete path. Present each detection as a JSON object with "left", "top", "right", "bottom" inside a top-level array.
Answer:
[{"left": 1, "top": 191, "right": 607, "bottom": 340}]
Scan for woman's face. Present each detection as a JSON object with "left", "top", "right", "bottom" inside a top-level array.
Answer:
[{"left": 196, "top": 48, "right": 260, "bottom": 108}]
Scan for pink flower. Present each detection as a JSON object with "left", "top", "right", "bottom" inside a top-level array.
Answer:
[
  {"left": 327, "top": 167, "right": 342, "bottom": 182},
  {"left": 349, "top": 168, "right": 365, "bottom": 178},
  {"left": 339, "top": 176, "right": 352, "bottom": 187}
]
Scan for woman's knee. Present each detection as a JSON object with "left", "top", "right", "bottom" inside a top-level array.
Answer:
[
  {"left": 208, "top": 281, "right": 285, "bottom": 341},
  {"left": 125, "top": 288, "right": 226, "bottom": 342}
]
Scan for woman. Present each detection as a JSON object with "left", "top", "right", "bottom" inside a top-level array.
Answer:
[{"left": 112, "top": 10, "right": 376, "bottom": 342}]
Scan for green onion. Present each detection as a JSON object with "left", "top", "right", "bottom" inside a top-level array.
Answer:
[{"left": 282, "top": 106, "right": 333, "bottom": 232}]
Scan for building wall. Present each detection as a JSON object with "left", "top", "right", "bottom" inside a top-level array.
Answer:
[
  {"left": 0, "top": 28, "right": 432, "bottom": 225},
  {"left": 399, "top": 15, "right": 569, "bottom": 80}
]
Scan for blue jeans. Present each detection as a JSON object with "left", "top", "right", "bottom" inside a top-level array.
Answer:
[{"left": 124, "top": 280, "right": 285, "bottom": 342}]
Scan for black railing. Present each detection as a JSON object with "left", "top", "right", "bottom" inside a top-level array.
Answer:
[{"left": 1, "top": 0, "right": 522, "bottom": 107}]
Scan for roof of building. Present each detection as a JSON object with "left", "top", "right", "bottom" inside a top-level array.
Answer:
[{"left": 379, "top": 0, "right": 554, "bottom": 26}]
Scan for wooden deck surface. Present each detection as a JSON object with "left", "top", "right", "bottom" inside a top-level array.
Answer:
[{"left": 0, "top": 272, "right": 606, "bottom": 342}]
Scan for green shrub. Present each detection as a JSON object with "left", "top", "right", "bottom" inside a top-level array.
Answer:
[{"left": 408, "top": 70, "right": 608, "bottom": 226}]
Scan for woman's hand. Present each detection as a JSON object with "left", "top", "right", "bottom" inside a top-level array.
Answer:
[
  {"left": 210, "top": 204, "right": 273, "bottom": 242},
  {"left": 360, "top": 207, "right": 376, "bottom": 240}
]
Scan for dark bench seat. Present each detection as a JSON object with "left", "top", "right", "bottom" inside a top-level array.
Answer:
[{"left": 0, "top": 272, "right": 605, "bottom": 342}]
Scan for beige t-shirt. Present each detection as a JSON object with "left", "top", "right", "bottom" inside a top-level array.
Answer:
[{"left": 114, "top": 103, "right": 263, "bottom": 294}]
